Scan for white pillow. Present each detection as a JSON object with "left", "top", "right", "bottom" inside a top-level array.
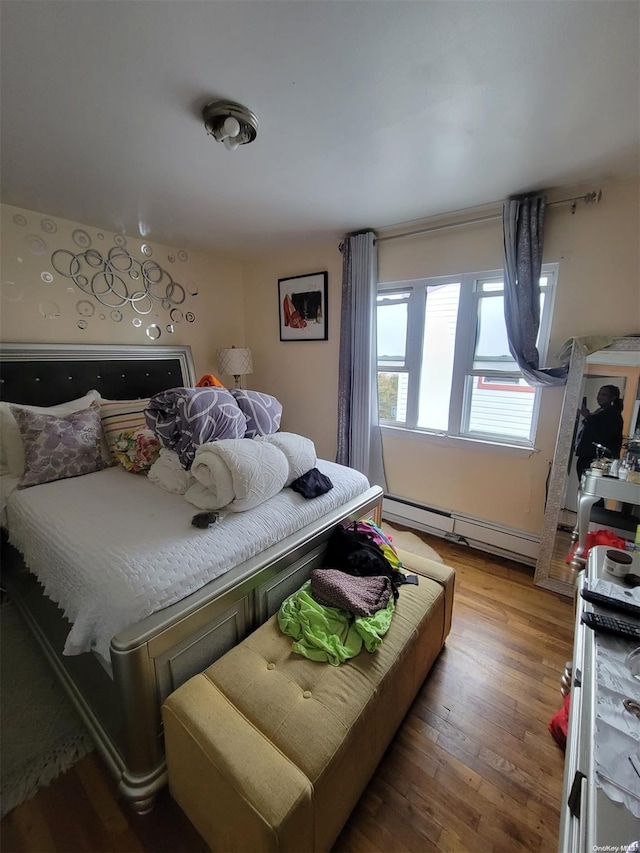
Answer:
[{"left": 0, "top": 390, "right": 103, "bottom": 477}]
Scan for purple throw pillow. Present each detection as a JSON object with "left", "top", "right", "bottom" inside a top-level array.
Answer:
[
  {"left": 229, "top": 389, "right": 282, "bottom": 439},
  {"left": 12, "top": 404, "right": 106, "bottom": 488}
]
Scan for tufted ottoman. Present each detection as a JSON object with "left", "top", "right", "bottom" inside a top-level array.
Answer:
[{"left": 162, "top": 548, "right": 455, "bottom": 852}]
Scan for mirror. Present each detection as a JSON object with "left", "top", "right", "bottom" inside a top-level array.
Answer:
[{"left": 535, "top": 336, "right": 640, "bottom": 595}]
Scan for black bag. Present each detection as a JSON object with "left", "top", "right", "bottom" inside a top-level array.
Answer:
[
  {"left": 324, "top": 523, "right": 406, "bottom": 599},
  {"left": 290, "top": 468, "right": 333, "bottom": 499}
]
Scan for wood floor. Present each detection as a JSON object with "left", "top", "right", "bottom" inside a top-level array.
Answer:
[{"left": 1, "top": 534, "right": 575, "bottom": 853}]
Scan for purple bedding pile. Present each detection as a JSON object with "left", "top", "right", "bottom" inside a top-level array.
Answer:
[{"left": 145, "top": 387, "right": 283, "bottom": 469}]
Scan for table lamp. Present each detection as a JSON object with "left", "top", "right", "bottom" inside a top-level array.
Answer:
[{"left": 216, "top": 346, "right": 253, "bottom": 389}]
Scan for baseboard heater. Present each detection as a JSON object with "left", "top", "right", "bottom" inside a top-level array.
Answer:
[{"left": 382, "top": 495, "right": 539, "bottom": 566}]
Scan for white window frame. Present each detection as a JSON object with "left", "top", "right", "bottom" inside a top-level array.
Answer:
[{"left": 376, "top": 264, "right": 558, "bottom": 448}]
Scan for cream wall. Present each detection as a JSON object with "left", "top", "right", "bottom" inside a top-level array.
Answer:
[
  {"left": 242, "top": 242, "right": 344, "bottom": 460},
  {"left": 244, "top": 177, "right": 640, "bottom": 534},
  {"left": 0, "top": 204, "right": 245, "bottom": 382}
]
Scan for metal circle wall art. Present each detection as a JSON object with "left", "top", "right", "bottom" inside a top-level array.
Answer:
[
  {"left": 76, "top": 300, "right": 95, "bottom": 317},
  {"left": 166, "top": 282, "right": 185, "bottom": 304},
  {"left": 131, "top": 292, "right": 153, "bottom": 314},
  {"left": 39, "top": 300, "right": 61, "bottom": 319},
  {"left": 37, "top": 240, "right": 197, "bottom": 336},
  {"left": 41, "top": 218, "right": 57, "bottom": 234},
  {"left": 52, "top": 249, "right": 79, "bottom": 277},
  {"left": 26, "top": 235, "right": 47, "bottom": 256},
  {"left": 72, "top": 229, "right": 91, "bottom": 249},
  {"left": 77, "top": 319, "right": 88, "bottom": 330},
  {"left": 13, "top": 214, "right": 27, "bottom": 227},
  {"left": 84, "top": 249, "right": 103, "bottom": 268},
  {"left": 50, "top": 246, "right": 187, "bottom": 312},
  {"left": 2, "top": 281, "right": 23, "bottom": 302}
]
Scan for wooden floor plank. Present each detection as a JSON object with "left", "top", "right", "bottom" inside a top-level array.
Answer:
[
  {"left": 2, "top": 798, "right": 57, "bottom": 853},
  {"left": 1, "top": 533, "right": 573, "bottom": 852}
]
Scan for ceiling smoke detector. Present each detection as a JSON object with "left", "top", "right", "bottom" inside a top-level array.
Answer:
[{"left": 202, "top": 99, "right": 259, "bottom": 150}]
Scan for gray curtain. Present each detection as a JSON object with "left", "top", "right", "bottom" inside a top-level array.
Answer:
[
  {"left": 503, "top": 194, "right": 567, "bottom": 386},
  {"left": 336, "top": 231, "right": 387, "bottom": 490}
]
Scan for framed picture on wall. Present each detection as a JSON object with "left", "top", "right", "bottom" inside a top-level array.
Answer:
[{"left": 278, "top": 271, "right": 328, "bottom": 341}]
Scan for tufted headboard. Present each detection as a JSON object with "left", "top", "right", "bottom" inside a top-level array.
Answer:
[{"left": 0, "top": 343, "right": 197, "bottom": 406}]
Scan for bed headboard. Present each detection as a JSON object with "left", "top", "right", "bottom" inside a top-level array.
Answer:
[{"left": 0, "top": 343, "right": 197, "bottom": 406}]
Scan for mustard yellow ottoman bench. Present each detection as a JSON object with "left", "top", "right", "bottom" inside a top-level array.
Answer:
[{"left": 162, "top": 548, "right": 455, "bottom": 852}]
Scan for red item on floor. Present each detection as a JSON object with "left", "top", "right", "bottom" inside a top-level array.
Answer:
[
  {"left": 565, "top": 528, "right": 627, "bottom": 564},
  {"left": 549, "top": 693, "right": 571, "bottom": 751}
]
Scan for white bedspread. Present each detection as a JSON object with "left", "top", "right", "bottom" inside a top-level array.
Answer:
[
  {"left": 5, "top": 460, "right": 370, "bottom": 660},
  {"left": 0, "top": 473, "right": 20, "bottom": 525}
]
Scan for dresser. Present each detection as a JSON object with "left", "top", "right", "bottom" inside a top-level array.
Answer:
[
  {"left": 570, "top": 471, "right": 640, "bottom": 569},
  {"left": 558, "top": 545, "right": 640, "bottom": 851},
  {"left": 571, "top": 470, "right": 640, "bottom": 569}
]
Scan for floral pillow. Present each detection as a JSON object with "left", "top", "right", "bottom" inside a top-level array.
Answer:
[
  {"left": 229, "top": 389, "right": 282, "bottom": 439},
  {"left": 11, "top": 404, "right": 106, "bottom": 489},
  {"left": 112, "top": 429, "right": 162, "bottom": 474},
  {"left": 99, "top": 398, "right": 151, "bottom": 462}
]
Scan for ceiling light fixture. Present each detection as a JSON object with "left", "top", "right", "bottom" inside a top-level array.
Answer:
[{"left": 202, "top": 99, "right": 259, "bottom": 150}]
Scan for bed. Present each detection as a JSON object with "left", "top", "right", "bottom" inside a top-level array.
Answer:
[{"left": 0, "top": 342, "right": 383, "bottom": 813}]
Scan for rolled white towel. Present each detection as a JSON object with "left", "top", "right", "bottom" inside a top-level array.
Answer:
[
  {"left": 256, "top": 432, "right": 316, "bottom": 486},
  {"left": 148, "top": 448, "right": 196, "bottom": 495},
  {"left": 189, "top": 438, "right": 288, "bottom": 512}
]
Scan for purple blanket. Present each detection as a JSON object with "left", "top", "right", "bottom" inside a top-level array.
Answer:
[{"left": 145, "top": 387, "right": 247, "bottom": 469}]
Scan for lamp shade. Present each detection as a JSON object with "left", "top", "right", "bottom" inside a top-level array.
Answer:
[{"left": 217, "top": 347, "right": 253, "bottom": 380}]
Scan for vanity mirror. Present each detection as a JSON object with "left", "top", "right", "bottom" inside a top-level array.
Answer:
[{"left": 535, "top": 336, "right": 640, "bottom": 596}]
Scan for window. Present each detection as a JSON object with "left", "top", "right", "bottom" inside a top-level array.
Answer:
[{"left": 377, "top": 266, "right": 557, "bottom": 445}]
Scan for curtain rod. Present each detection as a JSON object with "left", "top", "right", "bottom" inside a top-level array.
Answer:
[{"left": 375, "top": 189, "right": 602, "bottom": 245}]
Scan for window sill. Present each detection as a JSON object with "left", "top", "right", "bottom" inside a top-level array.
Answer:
[{"left": 380, "top": 425, "right": 539, "bottom": 458}]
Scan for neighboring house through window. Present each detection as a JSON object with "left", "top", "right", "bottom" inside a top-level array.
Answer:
[{"left": 376, "top": 265, "right": 558, "bottom": 446}]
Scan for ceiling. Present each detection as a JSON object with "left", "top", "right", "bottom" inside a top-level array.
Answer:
[{"left": 1, "top": 1, "right": 639, "bottom": 257}]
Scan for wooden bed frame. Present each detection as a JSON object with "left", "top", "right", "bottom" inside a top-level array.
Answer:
[{"left": 0, "top": 342, "right": 383, "bottom": 812}]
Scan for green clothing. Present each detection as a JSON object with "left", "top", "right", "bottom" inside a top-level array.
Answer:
[{"left": 278, "top": 581, "right": 395, "bottom": 666}]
